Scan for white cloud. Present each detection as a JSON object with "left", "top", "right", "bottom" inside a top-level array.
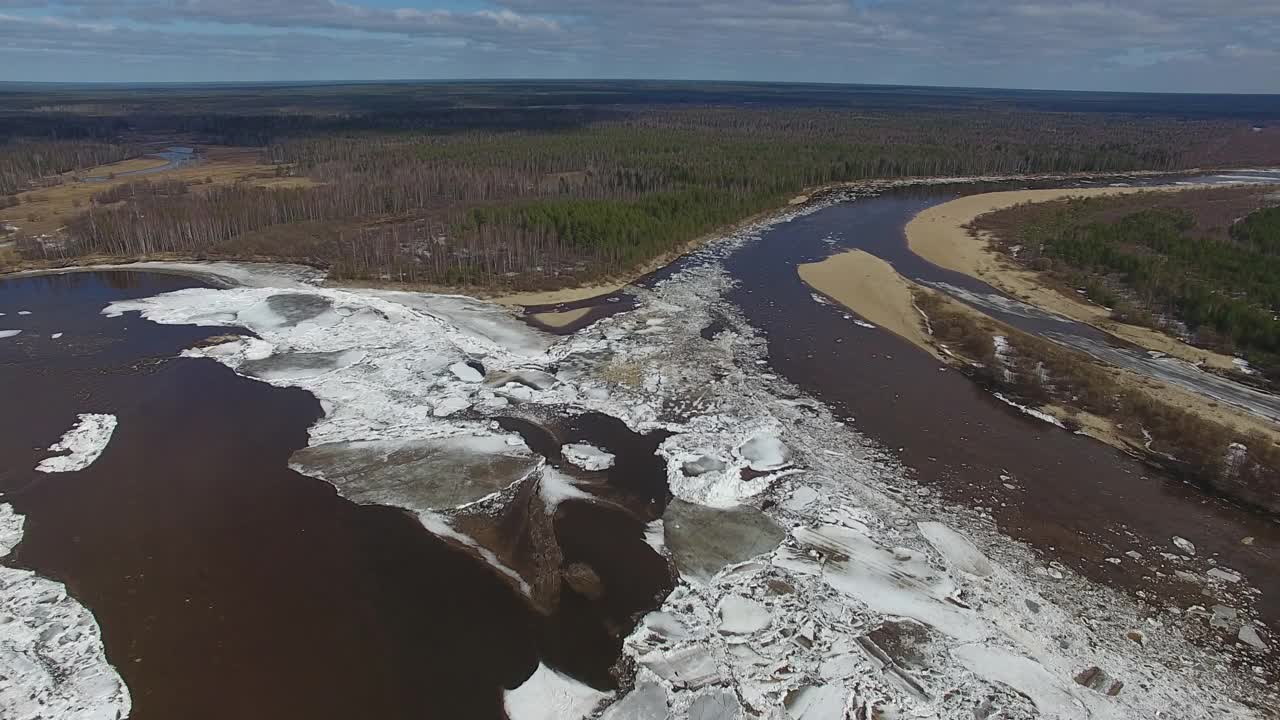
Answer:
[{"left": 0, "top": 0, "right": 1276, "bottom": 90}]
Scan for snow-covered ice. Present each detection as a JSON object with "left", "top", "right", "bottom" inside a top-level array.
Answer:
[
  {"left": 737, "top": 432, "right": 790, "bottom": 471},
  {"left": 918, "top": 521, "right": 994, "bottom": 578},
  {"left": 562, "top": 443, "right": 616, "bottom": 471},
  {"left": 35, "top": 413, "right": 117, "bottom": 473},
  {"left": 717, "top": 594, "right": 772, "bottom": 635},
  {"left": 504, "top": 662, "right": 610, "bottom": 720},
  {"left": 1, "top": 505, "right": 131, "bottom": 720},
  {"left": 1172, "top": 536, "right": 1197, "bottom": 556},
  {"left": 0, "top": 329, "right": 20, "bottom": 339}
]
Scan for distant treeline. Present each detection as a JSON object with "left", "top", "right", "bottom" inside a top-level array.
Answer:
[{"left": 5, "top": 92, "right": 1280, "bottom": 288}]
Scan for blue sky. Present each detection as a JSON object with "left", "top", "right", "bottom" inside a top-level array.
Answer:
[{"left": 1, "top": 0, "right": 1277, "bottom": 92}]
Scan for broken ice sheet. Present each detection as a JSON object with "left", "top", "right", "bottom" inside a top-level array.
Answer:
[
  {"left": 663, "top": 499, "right": 786, "bottom": 582},
  {"left": 291, "top": 434, "right": 540, "bottom": 510},
  {"left": 777, "top": 523, "right": 985, "bottom": 642},
  {"left": 717, "top": 594, "right": 772, "bottom": 635},
  {"left": 952, "top": 644, "right": 1087, "bottom": 719}
]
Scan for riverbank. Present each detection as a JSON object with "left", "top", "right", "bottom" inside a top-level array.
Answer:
[
  {"left": 798, "top": 248, "right": 1280, "bottom": 515},
  {"left": 2, "top": 171, "right": 1184, "bottom": 308},
  {"left": 905, "top": 186, "right": 1242, "bottom": 371}
]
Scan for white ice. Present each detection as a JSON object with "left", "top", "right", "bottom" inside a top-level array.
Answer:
[
  {"left": 717, "top": 594, "right": 772, "bottom": 635},
  {"left": 737, "top": 432, "right": 790, "bottom": 471},
  {"left": 0, "top": 329, "right": 20, "bottom": 339},
  {"left": 504, "top": 662, "right": 610, "bottom": 720},
  {"left": 35, "top": 414, "right": 117, "bottom": 473},
  {"left": 1, "top": 506, "right": 132, "bottom": 720},
  {"left": 562, "top": 443, "right": 616, "bottom": 471},
  {"left": 992, "top": 392, "right": 1066, "bottom": 428},
  {"left": 918, "top": 521, "right": 994, "bottom": 577},
  {"left": 951, "top": 644, "right": 1086, "bottom": 719},
  {"left": 449, "top": 361, "right": 484, "bottom": 382},
  {"left": 779, "top": 523, "right": 986, "bottom": 642},
  {"left": 538, "top": 468, "right": 596, "bottom": 511}
]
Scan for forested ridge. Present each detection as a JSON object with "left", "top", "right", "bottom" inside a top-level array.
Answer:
[
  {"left": 4, "top": 82, "right": 1280, "bottom": 290},
  {"left": 977, "top": 189, "right": 1280, "bottom": 380}
]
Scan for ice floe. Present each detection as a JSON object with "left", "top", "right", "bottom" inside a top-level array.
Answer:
[
  {"left": 562, "top": 442, "right": 616, "bottom": 471},
  {"left": 504, "top": 662, "right": 610, "bottom": 720},
  {"left": 0, "top": 329, "right": 20, "bottom": 339},
  {"left": 1, "top": 506, "right": 131, "bottom": 720},
  {"left": 35, "top": 413, "right": 117, "bottom": 473}
]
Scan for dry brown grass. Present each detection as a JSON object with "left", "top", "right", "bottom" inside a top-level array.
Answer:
[
  {"left": 72, "top": 156, "right": 171, "bottom": 178},
  {"left": 0, "top": 147, "right": 319, "bottom": 251},
  {"left": 599, "top": 359, "right": 645, "bottom": 388}
]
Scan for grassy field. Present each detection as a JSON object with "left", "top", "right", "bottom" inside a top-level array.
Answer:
[{"left": 0, "top": 146, "right": 316, "bottom": 239}]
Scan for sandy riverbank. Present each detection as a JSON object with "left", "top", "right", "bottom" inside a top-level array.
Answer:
[
  {"left": 798, "top": 250, "right": 937, "bottom": 357},
  {"left": 799, "top": 249, "right": 1280, "bottom": 460},
  {"left": 905, "top": 186, "right": 1240, "bottom": 371}
]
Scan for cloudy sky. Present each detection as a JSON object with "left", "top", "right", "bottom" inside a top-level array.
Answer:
[{"left": 1, "top": 0, "right": 1277, "bottom": 92}]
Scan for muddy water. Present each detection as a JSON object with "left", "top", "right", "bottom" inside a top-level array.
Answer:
[
  {"left": 0, "top": 272, "right": 666, "bottom": 720},
  {"left": 721, "top": 181, "right": 1280, "bottom": 623}
]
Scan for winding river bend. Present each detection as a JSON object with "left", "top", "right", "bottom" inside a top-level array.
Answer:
[
  {"left": 2, "top": 170, "right": 1278, "bottom": 719},
  {"left": 713, "top": 170, "right": 1280, "bottom": 620}
]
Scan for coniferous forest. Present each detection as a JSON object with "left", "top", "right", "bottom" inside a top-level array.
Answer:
[{"left": 976, "top": 188, "right": 1280, "bottom": 379}]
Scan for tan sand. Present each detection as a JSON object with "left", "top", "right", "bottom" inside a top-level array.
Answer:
[
  {"left": 525, "top": 307, "right": 592, "bottom": 328},
  {"left": 798, "top": 250, "right": 937, "bottom": 357},
  {"left": 905, "top": 186, "right": 1239, "bottom": 371},
  {"left": 491, "top": 284, "right": 625, "bottom": 307},
  {"left": 74, "top": 156, "right": 171, "bottom": 178}
]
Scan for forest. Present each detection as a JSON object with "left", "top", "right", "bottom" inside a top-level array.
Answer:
[
  {"left": 975, "top": 188, "right": 1280, "bottom": 380},
  {"left": 4, "top": 81, "right": 1280, "bottom": 290}
]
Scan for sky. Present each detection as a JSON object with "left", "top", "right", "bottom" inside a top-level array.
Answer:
[{"left": 0, "top": 0, "right": 1277, "bottom": 93}]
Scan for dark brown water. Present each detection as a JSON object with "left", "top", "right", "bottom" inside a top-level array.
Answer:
[
  {"left": 0, "top": 272, "right": 668, "bottom": 720},
  {"left": 720, "top": 182, "right": 1280, "bottom": 623}
]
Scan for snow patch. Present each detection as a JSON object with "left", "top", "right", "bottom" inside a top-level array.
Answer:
[{"left": 992, "top": 393, "right": 1065, "bottom": 428}]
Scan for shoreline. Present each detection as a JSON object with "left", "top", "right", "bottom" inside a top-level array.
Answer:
[
  {"left": 904, "top": 185, "right": 1243, "bottom": 371},
  {"left": 800, "top": 247, "right": 1280, "bottom": 514},
  {"left": 3, "top": 167, "right": 1218, "bottom": 308}
]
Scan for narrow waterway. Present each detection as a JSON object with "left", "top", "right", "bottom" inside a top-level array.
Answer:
[{"left": 719, "top": 175, "right": 1280, "bottom": 623}]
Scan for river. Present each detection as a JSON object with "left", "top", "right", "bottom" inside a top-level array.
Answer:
[{"left": 2, "top": 170, "right": 1277, "bottom": 718}]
